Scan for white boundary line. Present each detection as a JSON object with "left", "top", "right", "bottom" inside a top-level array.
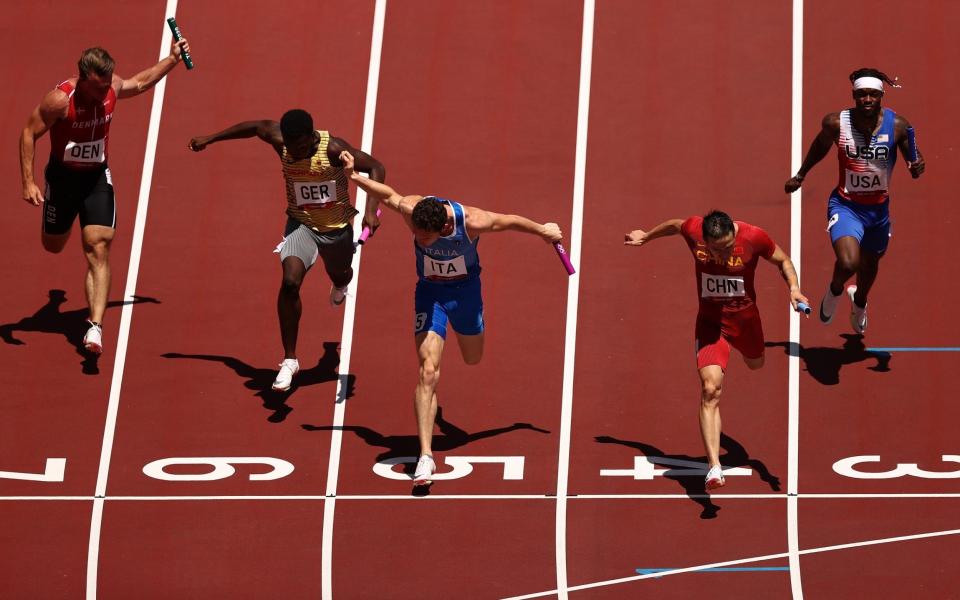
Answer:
[
  {"left": 502, "top": 527, "right": 960, "bottom": 599},
  {"left": 85, "top": 4, "right": 177, "bottom": 598},
  {"left": 320, "top": 2, "right": 386, "bottom": 599},
  {"left": 788, "top": 0, "right": 805, "bottom": 598},
  {"left": 8, "top": 492, "right": 960, "bottom": 502},
  {"left": 554, "top": 1, "right": 594, "bottom": 598}
]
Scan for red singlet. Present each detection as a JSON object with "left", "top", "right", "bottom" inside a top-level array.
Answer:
[
  {"left": 680, "top": 217, "right": 776, "bottom": 369},
  {"left": 48, "top": 80, "right": 116, "bottom": 171}
]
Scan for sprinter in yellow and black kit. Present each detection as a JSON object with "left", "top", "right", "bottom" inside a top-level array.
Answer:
[{"left": 189, "top": 109, "right": 385, "bottom": 391}]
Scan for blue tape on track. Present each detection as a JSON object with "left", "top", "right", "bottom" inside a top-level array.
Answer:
[
  {"left": 867, "top": 347, "right": 960, "bottom": 352},
  {"left": 636, "top": 567, "right": 790, "bottom": 575}
]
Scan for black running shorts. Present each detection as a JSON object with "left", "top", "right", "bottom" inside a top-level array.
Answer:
[{"left": 42, "top": 161, "right": 116, "bottom": 235}]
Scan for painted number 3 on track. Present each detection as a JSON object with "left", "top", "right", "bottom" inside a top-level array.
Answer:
[{"left": 833, "top": 455, "right": 960, "bottom": 479}]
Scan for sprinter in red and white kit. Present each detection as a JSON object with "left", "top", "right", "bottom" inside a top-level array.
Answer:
[
  {"left": 785, "top": 68, "right": 926, "bottom": 335},
  {"left": 625, "top": 211, "right": 807, "bottom": 491},
  {"left": 20, "top": 40, "right": 190, "bottom": 355}
]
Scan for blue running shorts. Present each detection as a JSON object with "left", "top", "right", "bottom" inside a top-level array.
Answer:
[
  {"left": 826, "top": 190, "right": 891, "bottom": 255},
  {"left": 414, "top": 277, "right": 484, "bottom": 338}
]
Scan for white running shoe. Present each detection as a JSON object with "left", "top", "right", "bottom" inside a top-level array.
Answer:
[
  {"left": 705, "top": 465, "right": 725, "bottom": 490},
  {"left": 330, "top": 285, "right": 349, "bottom": 307},
  {"left": 413, "top": 454, "right": 436, "bottom": 487},
  {"left": 847, "top": 285, "right": 867, "bottom": 334},
  {"left": 271, "top": 358, "right": 300, "bottom": 391},
  {"left": 83, "top": 321, "right": 103, "bottom": 354},
  {"left": 818, "top": 285, "right": 842, "bottom": 324}
]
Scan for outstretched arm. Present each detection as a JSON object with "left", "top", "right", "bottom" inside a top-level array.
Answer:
[
  {"left": 188, "top": 120, "right": 283, "bottom": 153},
  {"left": 116, "top": 39, "right": 190, "bottom": 99},
  {"left": 764, "top": 245, "right": 809, "bottom": 312},
  {"left": 20, "top": 90, "right": 68, "bottom": 206},
  {"left": 340, "top": 150, "right": 411, "bottom": 214},
  {"left": 624, "top": 219, "right": 684, "bottom": 247},
  {"left": 329, "top": 137, "right": 386, "bottom": 232},
  {"left": 329, "top": 137, "right": 384, "bottom": 182},
  {"left": 464, "top": 208, "right": 562, "bottom": 243},
  {"left": 785, "top": 113, "right": 839, "bottom": 193}
]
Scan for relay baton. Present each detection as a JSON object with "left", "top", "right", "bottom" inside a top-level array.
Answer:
[
  {"left": 357, "top": 208, "right": 382, "bottom": 245},
  {"left": 906, "top": 127, "right": 919, "bottom": 179},
  {"left": 166, "top": 18, "right": 194, "bottom": 70},
  {"left": 795, "top": 301, "right": 811, "bottom": 315},
  {"left": 554, "top": 242, "right": 576, "bottom": 275}
]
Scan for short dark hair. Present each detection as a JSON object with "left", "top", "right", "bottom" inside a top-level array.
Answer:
[
  {"left": 280, "top": 109, "right": 314, "bottom": 140},
  {"left": 78, "top": 47, "right": 115, "bottom": 79},
  {"left": 411, "top": 197, "right": 447, "bottom": 232},
  {"left": 702, "top": 210, "right": 735, "bottom": 241},
  {"left": 849, "top": 67, "right": 896, "bottom": 88}
]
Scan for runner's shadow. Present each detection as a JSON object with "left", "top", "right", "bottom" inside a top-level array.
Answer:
[
  {"left": 302, "top": 406, "right": 550, "bottom": 496},
  {"left": 0, "top": 289, "right": 160, "bottom": 375},
  {"left": 161, "top": 341, "right": 353, "bottom": 423},
  {"left": 595, "top": 434, "right": 781, "bottom": 520},
  {"left": 766, "top": 334, "right": 891, "bottom": 386}
]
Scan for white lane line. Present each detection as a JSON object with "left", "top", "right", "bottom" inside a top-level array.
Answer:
[
  {"left": 554, "top": 1, "right": 595, "bottom": 598},
  {"left": 502, "top": 527, "right": 960, "bottom": 599},
  {"left": 788, "top": 0, "right": 805, "bottom": 598},
  {"left": 85, "top": 4, "right": 178, "bottom": 598},
  {"left": 9, "top": 492, "right": 960, "bottom": 502},
  {"left": 321, "top": 2, "right": 386, "bottom": 599}
]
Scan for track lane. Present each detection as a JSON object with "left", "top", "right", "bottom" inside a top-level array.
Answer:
[
  {"left": 797, "top": 0, "right": 960, "bottom": 594},
  {"left": 0, "top": 1, "right": 163, "bottom": 498},
  {"left": 325, "top": 1, "right": 582, "bottom": 596},
  {"left": 92, "top": 2, "right": 375, "bottom": 598},
  {"left": 335, "top": 0, "right": 581, "bottom": 497},
  {"left": 0, "top": 3, "right": 164, "bottom": 594},
  {"left": 97, "top": 500, "right": 325, "bottom": 599},
  {"left": 333, "top": 500, "right": 556, "bottom": 599},
  {"left": 566, "top": 499, "right": 790, "bottom": 598},
  {"left": 102, "top": 0, "right": 375, "bottom": 498},
  {"left": 0, "top": 500, "right": 92, "bottom": 598},
  {"left": 567, "top": 0, "right": 794, "bottom": 593}
]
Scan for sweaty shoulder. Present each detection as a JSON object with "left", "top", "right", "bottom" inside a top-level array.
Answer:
[
  {"left": 461, "top": 202, "right": 483, "bottom": 224},
  {"left": 40, "top": 87, "right": 70, "bottom": 120},
  {"left": 680, "top": 216, "right": 701, "bottom": 241},
  {"left": 401, "top": 194, "right": 427, "bottom": 214},
  {"left": 738, "top": 222, "right": 776, "bottom": 258},
  {"left": 326, "top": 135, "right": 348, "bottom": 158},
  {"left": 822, "top": 112, "right": 841, "bottom": 132}
]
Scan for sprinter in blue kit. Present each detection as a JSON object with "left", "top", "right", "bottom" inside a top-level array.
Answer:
[
  {"left": 413, "top": 198, "right": 485, "bottom": 339},
  {"left": 785, "top": 67, "right": 925, "bottom": 334},
  {"left": 340, "top": 150, "right": 563, "bottom": 487}
]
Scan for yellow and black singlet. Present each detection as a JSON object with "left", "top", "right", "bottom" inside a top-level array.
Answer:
[{"left": 280, "top": 130, "right": 356, "bottom": 232}]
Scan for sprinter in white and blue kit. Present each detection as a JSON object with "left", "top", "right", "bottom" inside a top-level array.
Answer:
[
  {"left": 340, "top": 150, "right": 563, "bottom": 487},
  {"left": 785, "top": 68, "right": 925, "bottom": 334}
]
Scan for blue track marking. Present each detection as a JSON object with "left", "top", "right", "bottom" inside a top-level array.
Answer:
[
  {"left": 636, "top": 567, "right": 790, "bottom": 576},
  {"left": 866, "top": 347, "right": 960, "bottom": 352}
]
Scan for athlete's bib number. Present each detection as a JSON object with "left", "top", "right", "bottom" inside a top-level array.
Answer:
[
  {"left": 845, "top": 169, "right": 888, "bottom": 194},
  {"left": 424, "top": 255, "right": 467, "bottom": 279},
  {"left": 63, "top": 138, "right": 105, "bottom": 164},
  {"left": 701, "top": 273, "right": 745, "bottom": 298},
  {"left": 294, "top": 180, "right": 337, "bottom": 207}
]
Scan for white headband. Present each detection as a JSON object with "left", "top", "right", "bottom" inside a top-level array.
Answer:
[{"left": 853, "top": 76, "right": 884, "bottom": 91}]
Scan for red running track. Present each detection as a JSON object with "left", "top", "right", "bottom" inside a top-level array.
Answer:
[{"left": 1, "top": 1, "right": 958, "bottom": 598}]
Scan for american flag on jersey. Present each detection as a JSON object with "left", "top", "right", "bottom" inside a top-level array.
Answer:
[{"left": 836, "top": 107, "right": 898, "bottom": 205}]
